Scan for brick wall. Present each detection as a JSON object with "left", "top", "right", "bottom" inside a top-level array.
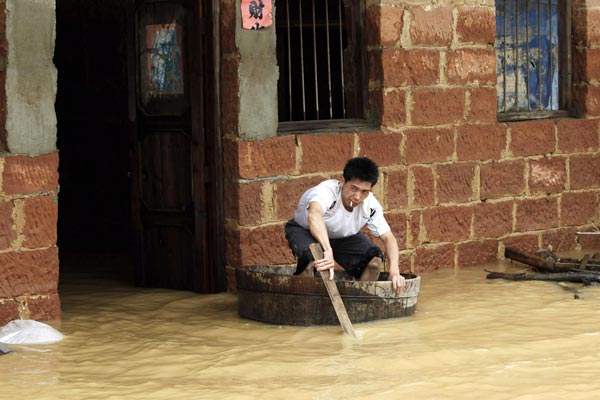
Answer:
[
  {"left": 0, "top": 153, "right": 60, "bottom": 325},
  {"left": 222, "top": 0, "right": 600, "bottom": 289}
]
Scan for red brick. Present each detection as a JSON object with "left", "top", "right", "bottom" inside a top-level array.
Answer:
[
  {"left": 409, "top": 6, "right": 453, "bottom": 46},
  {"left": 274, "top": 176, "right": 323, "bottom": 220},
  {"left": 28, "top": 293, "right": 61, "bottom": 321},
  {"left": 578, "top": 229, "right": 600, "bottom": 250},
  {"left": 541, "top": 227, "right": 581, "bottom": 252},
  {"left": 238, "top": 136, "right": 296, "bottom": 178},
  {"left": 574, "top": 49, "right": 600, "bottom": 83},
  {"left": 366, "top": 5, "right": 403, "bottom": 47},
  {"left": 456, "top": 6, "right": 495, "bottom": 44},
  {"left": 239, "top": 223, "right": 295, "bottom": 266},
  {"left": 220, "top": 57, "right": 239, "bottom": 137},
  {"left": 574, "top": 84, "right": 600, "bottom": 116},
  {"left": 381, "top": 89, "right": 407, "bottom": 126},
  {"left": 480, "top": 160, "right": 526, "bottom": 200},
  {"left": 385, "top": 212, "right": 407, "bottom": 250},
  {"left": 223, "top": 180, "right": 239, "bottom": 220},
  {"left": 528, "top": 157, "right": 566, "bottom": 195},
  {"left": 467, "top": 87, "right": 498, "bottom": 123},
  {"left": 436, "top": 163, "right": 477, "bottom": 204},
  {"left": 384, "top": 169, "right": 408, "bottom": 210},
  {"left": 225, "top": 227, "right": 241, "bottom": 267},
  {"left": 412, "top": 88, "right": 465, "bottom": 126},
  {"left": 369, "top": 88, "right": 384, "bottom": 124},
  {"left": 368, "top": 50, "right": 383, "bottom": 85},
  {"left": 474, "top": 200, "right": 514, "bottom": 238},
  {"left": 557, "top": 119, "right": 599, "bottom": 153},
  {"left": 573, "top": 48, "right": 585, "bottom": 83},
  {"left": 515, "top": 197, "right": 559, "bottom": 232},
  {"left": 572, "top": 7, "right": 586, "bottom": 45},
  {"left": 413, "top": 244, "right": 455, "bottom": 272},
  {"left": 457, "top": 239, "right": 499, "bottom": 267},
  {"left": 570, "top": 154, "right": 600, "bottom": 189},
  {"left": 397, "top": 253, "right": 411, "bottom": 274},
  {"left": 584, "top": 49, "right": 600, "bottom": 81},
  {"left": 299, "top": 134, "right": 354, "bottom": 174},
  {"left": 2, "top": 153, "right": 59, "bottom": 195},
  {"left": 405, "top": 128, "right": 454, "bottom": 164},
  {"left": 572, "top": 7, "right": 591, "bottom": 46},
  {"left": 409, "top": 166, "right": 435, "bottom": 207},
  {"left": 446, "top": 49, "right": 496, "bottom": 85},
  {"left": 407, "top": 210, "right": 421, "bottom": 247},
  {"left": 502, "top": 234, "right": 540, "bottom": 256},
  {"left": 0, "top": 247, "right": 59, "bottom": 297},
  {"left": 0, "top": 200, "right": 15, "bottom": 250},
  {"left": 232, "top": 181, "right": 263, "bottom": 226},
  {"left": 22, "top": 195, "right": 58, "bottom": 249},
  {"left": 0, "top": 299, "right": 19, "bottom": 326},
  {"left": 422, "top": 206, "right": 473, "bottom": 243},
  {"left": 358, "top": 131, "right": 402, "bottom": 166},
  {"left": 587, "top": 9, "right": 600, "bottom": 44},
  {"left": 560, "top": 191, "right": 598, "bottom": 226},
  {"left": 381, "top": 49, "right": 439, "bottom": 87},
  {"left": 509, "top": 120, "right": 556, "bottom": 157},
  {"left": 225, "top": 265, "right": 237, "bottom": 293},
  {"left": 223, "top": 138, "right": 238, "bottom": 180},
  {"left": 457, "top": 124, "right": 506, "bottom": 162}
]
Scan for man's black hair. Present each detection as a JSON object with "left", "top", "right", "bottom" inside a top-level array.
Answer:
[{"left": 342, "top": 157, "right": 379, "bottom": 186}]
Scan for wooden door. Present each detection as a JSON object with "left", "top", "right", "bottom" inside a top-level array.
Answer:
[{"left": 128, "top": 0, "right": 224, "bottom": 292}]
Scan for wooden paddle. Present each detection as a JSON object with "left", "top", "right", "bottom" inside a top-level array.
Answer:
[{"left": 309, "top": 243, "right": 357, "bottom": 338}]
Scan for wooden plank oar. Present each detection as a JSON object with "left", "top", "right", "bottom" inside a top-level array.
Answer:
[{"left": 309, "top": 243, "right": 357, "bottom": 338}]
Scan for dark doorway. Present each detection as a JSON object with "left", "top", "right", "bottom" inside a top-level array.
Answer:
[
  {"left": 55, "top": 0, "right": 225, "bottom": 292},
  {"left": 55, "top": 0, "right": 133, "bottom": 283}
]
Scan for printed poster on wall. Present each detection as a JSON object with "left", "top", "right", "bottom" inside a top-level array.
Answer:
[
  {"left": 145, "top": 23, "right": 184, "bottom": 95},
  {"left": 241, "top": 0, "right": 273, "bottom": 30}
]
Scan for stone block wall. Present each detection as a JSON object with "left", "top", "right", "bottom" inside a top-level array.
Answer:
[
  {"left": 0, "top": 0, "right": 60, "bottom": 325},
  {"left": 222, "top": 0, "right": 600, "bottom": 291},
  {"left": 0, "top": 153, "right": 60, "bottom": 325}
]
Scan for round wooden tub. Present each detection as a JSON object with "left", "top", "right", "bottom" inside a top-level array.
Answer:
[{"left": 236, "top": 266, "right": 420, "bottom": 326}]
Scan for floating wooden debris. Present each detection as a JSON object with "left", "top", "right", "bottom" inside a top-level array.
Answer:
[{"left": 486, "top": 247, "right": 600, "bottom": 295}]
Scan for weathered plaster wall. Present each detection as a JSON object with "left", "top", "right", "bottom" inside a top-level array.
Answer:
[
  {"left": 0, "top": 0, "right": 59, "bottom": 325},
  {"left": 222, "top": 0, "right": 600, "bottom": 291},
  {"left": 5, "top": 0, "right": 57, "bottom": 155},
  {"left": 236, "top": 0, "right": 278, "bottom": 140}
]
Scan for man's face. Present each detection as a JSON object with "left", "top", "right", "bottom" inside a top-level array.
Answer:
[{"left": 341, "top": 178, "right": 373, "bottom": 210}]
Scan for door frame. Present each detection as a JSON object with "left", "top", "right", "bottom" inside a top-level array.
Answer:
[{"left": 127, "top": 0, "right": 225, "bottom": 292}]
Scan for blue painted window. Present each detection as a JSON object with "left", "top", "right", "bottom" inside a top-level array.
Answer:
[{"left": 496, "top": 0, "right": 570, "bottom": 118}]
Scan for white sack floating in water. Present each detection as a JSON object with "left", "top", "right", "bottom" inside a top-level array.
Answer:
[{"left": 0, "top": 320, "right": 64, "bottom": 345}]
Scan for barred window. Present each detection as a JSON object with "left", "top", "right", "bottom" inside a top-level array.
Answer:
[
  {"left": 495, "top": 0, "right": 571, "bottom": 121},
  {"left": 276, "top": 0, "right": 367, "bottom": 131}
]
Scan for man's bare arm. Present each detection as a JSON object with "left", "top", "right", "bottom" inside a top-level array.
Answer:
[
  {"left": 307, "top": 202, "right": 335, "bottom": 279},
  {"left": 380, "top": 231, "right": 405, "bottom": 293}
]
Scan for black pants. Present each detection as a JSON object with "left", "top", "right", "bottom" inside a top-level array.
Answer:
[{"left": 284, "top": 220, "right": 383, "bottom": 278}]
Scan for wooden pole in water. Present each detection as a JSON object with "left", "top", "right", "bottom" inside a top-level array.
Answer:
[{"left": 309, "top": 243, "right": 357, "bottom": 338}]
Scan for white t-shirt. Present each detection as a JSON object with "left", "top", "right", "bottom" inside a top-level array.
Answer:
[{"left": 293, "top": 179, "right": 391, "bottom": 239}]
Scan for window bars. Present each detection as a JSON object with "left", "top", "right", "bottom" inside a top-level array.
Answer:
[
  {"left": 276, "top": 0, "right": 365, "bottom": 126},
  {"left": 495, "top": 0, "right": 570, "bottom": 119}
]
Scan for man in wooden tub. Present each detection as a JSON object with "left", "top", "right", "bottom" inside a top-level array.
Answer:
[{"left": 285, "top": 157, "right": 406, "bottom": 294}]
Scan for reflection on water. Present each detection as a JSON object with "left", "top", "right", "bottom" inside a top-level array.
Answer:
[{"left": 2, "top": 257, "right": 600, "bottom": 399}]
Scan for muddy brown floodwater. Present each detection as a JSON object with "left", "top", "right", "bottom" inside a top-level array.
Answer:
[{"left": 2, "top": 257, "right": 600, "bottom": 399}]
